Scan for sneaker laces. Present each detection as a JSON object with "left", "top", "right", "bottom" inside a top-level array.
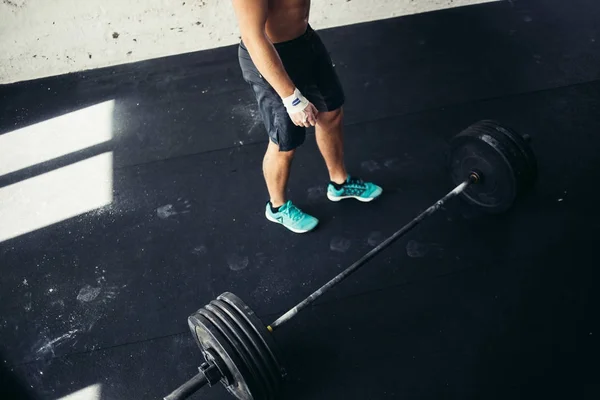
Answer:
[
  {"left": 347, "top": 176, "right": 366, "bottom": 187},
  {"left": 343, "top": 176, "right": 367, "bottom": 195},
  {"left": 281, "top": 201, "right": 304, "bottom": 222}
]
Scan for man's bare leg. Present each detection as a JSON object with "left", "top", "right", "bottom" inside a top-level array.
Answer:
[
  {"left": 263, "top": 140, "right": 295, "bottom": 208},
  {"left": 316, "top": 106, "right": 383, "bottom": 202},
  {"left": 315, "top": 107, "right": 348, "bottom": 184},
  {"left": 262, "top": 140, "right": 319, "bottom": 233}
]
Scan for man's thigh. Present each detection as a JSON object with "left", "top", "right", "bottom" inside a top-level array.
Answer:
[
  {"left": 272, "top": 27, "right": 346, "bottom": 113},
  {"left": 303, "top": 30, "right": 346, "bottom": 113}
]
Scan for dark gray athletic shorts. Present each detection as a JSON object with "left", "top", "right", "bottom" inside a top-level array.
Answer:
[{"left": 238, "top": 25, "right": 345, "bottom": 151}]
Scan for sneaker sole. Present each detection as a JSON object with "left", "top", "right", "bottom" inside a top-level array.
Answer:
[
  {"left": 265, "top": 210, "right": 317, "bottom": 233},
  {"left": 327, "top": 192, "right": 381, "bottom": 202}
]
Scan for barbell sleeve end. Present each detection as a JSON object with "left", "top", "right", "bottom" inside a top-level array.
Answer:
[{"left": 163, "top": 370, "right": 209, "bottom": 400}]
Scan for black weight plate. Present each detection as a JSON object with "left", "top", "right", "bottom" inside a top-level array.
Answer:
[
  {"left": 478, "top": 120, "right": 537, "bottom": 189},
  {"left": 198, "top": 306, "right": 268, "bottom": 400},
  {"left": 210, "top": 299, "right": 280, "bottom": 399},
  {"left": 218, "top": 292, "right": 285, "bottom": 381},
  {"left": 188, "top": 293, "right": 286, "bottom": 400},
  {"left": 204, "top": 302, "right": 274, "bottom": 400},
  {"left": 449, "top": 121, "right": 524, "bottom": 213},
  {"left": 216, "top": 294, "right": 285, "bottom": 385},
  {"left": 188, "top": 313, "right": 255, "bottom": 400},
  {"left": 475, "top": 120, "right": 532, "bottom": 195}
]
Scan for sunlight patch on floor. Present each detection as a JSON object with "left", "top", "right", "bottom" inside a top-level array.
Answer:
[
  {"left": 0, "top": 152, "right": 113, "bottom": 243},
  {"left": 56, "top": 383, "right": 102, "bottom": 400},
  {"left": 0, "top": 100, "right": 115, "bottom": 243},
  {"left": 0, "top": 100, "right": 114, "bottom": 176}
]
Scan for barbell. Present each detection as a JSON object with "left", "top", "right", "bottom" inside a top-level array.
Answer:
[{"left": 164, "top": 120, "right": 538, "bottom": 400}]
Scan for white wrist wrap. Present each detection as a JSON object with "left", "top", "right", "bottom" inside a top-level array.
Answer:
[{"left": 282, "top": 88, "right": 309, "bottom": 113}]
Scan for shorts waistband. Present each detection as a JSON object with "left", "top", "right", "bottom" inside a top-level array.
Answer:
[{"left": 240, "top": 24, "right": 314, "bottom": 51}]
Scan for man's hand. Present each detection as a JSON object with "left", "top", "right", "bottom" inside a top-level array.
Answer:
[{"left": 282, "top": 88, "right": 318, "bottom": 127}]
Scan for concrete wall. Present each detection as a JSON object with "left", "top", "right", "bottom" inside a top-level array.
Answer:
[{"left": 0, "top": 0, "right": 497, "bottom": 84}]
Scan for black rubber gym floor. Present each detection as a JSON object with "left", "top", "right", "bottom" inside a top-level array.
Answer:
[{"left": 1, "top": 0, "right": 598, "bottom": 399}]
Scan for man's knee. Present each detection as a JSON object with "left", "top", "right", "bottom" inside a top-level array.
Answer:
[
  {"left": 267, "top": 139, "right": 296, "bottom": 158},
  {"left": 278, "top": 147, "right": 296, "bottom": 158},
  {"left": 317, "top": 107, "right": 344, "bottom": 129}
]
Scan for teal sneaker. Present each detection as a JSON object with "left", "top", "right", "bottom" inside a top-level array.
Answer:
[
  {"left": 327, "top": 176, "right": 383, "bottom": 202},
  {"left": 265, "top": 200, "right": 319, "bottom": 233}
]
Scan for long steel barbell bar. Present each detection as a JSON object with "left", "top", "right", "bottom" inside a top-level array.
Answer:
[{"left": 267, "top": 175, "right": 477, "bottom": 332}]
